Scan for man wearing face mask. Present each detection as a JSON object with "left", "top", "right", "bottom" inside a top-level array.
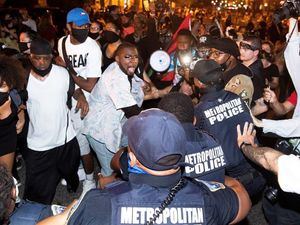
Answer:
[
  {"left": 24, "top": 38, "right": 81, "bottom": 205},
  {"left": 208, "top": 37, "right": 252, "bottom": 85},
  {"left": 57, "top": 8, "right": 102, "bottom": 194},
  {"left": 193, "top": 59, "right": 266, "bottom": 198}
]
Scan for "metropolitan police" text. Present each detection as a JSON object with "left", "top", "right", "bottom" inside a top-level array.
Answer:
[
  {"left": 185, "top": 146, "right": 226, "bottom": 174},
  {"left": 204, "top": 98, "right": 244, "bottom": 125},
  {"left": 120, "top": 207, "right": 204, "bottom": 224}
]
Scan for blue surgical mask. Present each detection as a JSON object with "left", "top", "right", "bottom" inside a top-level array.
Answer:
[{"left": 128, "top": 159, "right": 148, "bottom": 174}]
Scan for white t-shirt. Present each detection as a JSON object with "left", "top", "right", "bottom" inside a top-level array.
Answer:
[
  {"left": 26, "top": 65, "right": 76, "bottom": 151},
  {"left": 57, "top": 35, "right": 102, "bottom": 97},
  {"left": 278, "top": 154, "right": 300, "bottom": 194},
  {"left": 82, "top": 62, "right": 144, "bottom": 152},
  {"left": 58, "top": 35, "right": 102, "bottom": 129}
]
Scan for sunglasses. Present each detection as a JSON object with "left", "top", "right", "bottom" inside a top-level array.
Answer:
[
  {"left": 210, "top": 50, "right": 226, "bottom": 58},
  {"left": 239, "top": 42, "right": 259, "bottom": 51}
]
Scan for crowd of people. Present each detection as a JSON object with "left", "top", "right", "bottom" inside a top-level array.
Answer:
[{"left": 0, "top": 2, "right": 300, "bottom": 225}]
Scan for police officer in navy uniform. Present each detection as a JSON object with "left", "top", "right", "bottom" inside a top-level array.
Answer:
[
  {"left": 158, "top": 92, "right": 227, "bottom": 183},
  {"left": 37, "top": 109, "right": 251, "bottom": 225},
  {"left": 192, "top": 59, "right": 265, "bottom": 197}
]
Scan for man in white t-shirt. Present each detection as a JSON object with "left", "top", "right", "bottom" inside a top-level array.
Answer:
[
  {"left": 24, "top": 38, "right": 81, "bottom": 205},
  {"left": 57, "top": 8, "right": 102, "bottom": 193},
  {"left": 82, "top": 42, "right": 144, "bottom": 176}
]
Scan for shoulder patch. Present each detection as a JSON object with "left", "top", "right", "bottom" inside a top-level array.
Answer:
[{"left": 196, "top": 179, "right": 226, "bottom": 192}]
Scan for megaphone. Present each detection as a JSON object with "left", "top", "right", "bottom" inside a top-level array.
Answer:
[{"left": 149, "top": 50, "right": 171, "bottom": 72}]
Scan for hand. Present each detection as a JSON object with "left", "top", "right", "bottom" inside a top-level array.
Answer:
[
  {"left": 54, "top": 56, "right": 66, "bottom": 67},
  {"left": 142, "top": 81, "right": 152, "bottom": 94},
  {"left": 75, "top": 96, "right": 89, "bottom": 119},
  {"left": 237, "top": 122, "right": 257, "bottom": 148},
  {"left": 16, "top": 110, "right": 25, "bottom": 134},
  {"left": 97, "top": 173, "right": 117, "bottom": 190},
  {"left": 263, "top": 87, "right": 277, "bottom": 104},
  {"left": 179, "top": 80, "right": 193, "bottom": 96}
]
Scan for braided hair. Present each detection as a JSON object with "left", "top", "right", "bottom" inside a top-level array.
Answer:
[{"left": 0, "top": 165, "right": 14, "bottom": 224}]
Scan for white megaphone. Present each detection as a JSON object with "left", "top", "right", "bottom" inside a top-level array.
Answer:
[{"left": 149, "top": 50, "right": 171, "bottom": 72}]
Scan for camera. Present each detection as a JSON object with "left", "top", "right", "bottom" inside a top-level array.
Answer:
[
  {"left": 273, "top": 0, "right": 300, "bottom": 24},
  {"left": 265, "top": 186, "right": 279, "bottom": 204}
]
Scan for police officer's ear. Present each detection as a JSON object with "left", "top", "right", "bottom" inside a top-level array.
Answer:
[
  {"left": 193, "top": 116, "right": 197, "bottom": 126},
  {"left": 128, "top": 147, "right": 137, "bottom": 167}
]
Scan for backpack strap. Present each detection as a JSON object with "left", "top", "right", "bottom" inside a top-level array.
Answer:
[{"left": 62, "top": 36, "right": 75, "bottom": 110}]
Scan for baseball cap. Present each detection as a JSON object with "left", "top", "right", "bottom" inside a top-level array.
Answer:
[
  {"left": 224, "top": 74, "right": 254, "bottom": 106},
  {"left": 210, "top": 37, "right": 240, "bottom": 58},
  {"left": 123, "top": 109, "right": 187, "bottom": 171},
  {"left": 198, "top": 35, "right": 214, "bottom": 48},
  {"left": 67, "top": 8, "right": 90, "bottom": 26},
  {"left": 191, "top": 59, "right": 223, "bottom": 85}
]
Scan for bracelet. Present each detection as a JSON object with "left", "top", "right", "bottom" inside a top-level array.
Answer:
[{"left": 240, "top": 142, "right": 251, "bottom": 150}]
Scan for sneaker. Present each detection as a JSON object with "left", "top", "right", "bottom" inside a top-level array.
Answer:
[
  {"left": 51, "top": 204, "right": 66, "bottom": 216},
  {"left": 81, "top": 179, "right": 96, "bottom": 196},
  {"left": 61, "top": 168, "right": 87, "bottom": 186},
  {"left": 77, "top": 168, "right": 86, "bottom": 181}
]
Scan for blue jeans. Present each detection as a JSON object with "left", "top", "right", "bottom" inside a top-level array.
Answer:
[
  {"left": 87, "top": 136, "right": 114, "bottom": 176},
  {"left": 10, "top": 200, "right": 52, "bottom": 225}
]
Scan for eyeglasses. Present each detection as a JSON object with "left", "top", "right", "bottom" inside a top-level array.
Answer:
[
  {"left": 239, "top": 42, "right": 258, "bottom": 51},
  {"left": 210, "top": 50, "right": 226, "bottom": 58}
]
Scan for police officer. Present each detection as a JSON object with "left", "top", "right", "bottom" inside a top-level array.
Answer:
[
  {"left": 37, "top": 109, "right": 251, "bottom": 225},
  {"left": 158, "top": 92, "right": 227, "bottom": 183},
  {"left": 193, "top": 59, "right": 265, "bottom": 197}
]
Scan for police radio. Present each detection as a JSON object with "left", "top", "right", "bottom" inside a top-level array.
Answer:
[{"left": 149, "top": 50, "right": 171, "bottom": 72}]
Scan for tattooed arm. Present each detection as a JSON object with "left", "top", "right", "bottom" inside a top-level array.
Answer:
[
  {"left": 240, "top": 145, "right": 283, "bottom": 175},
  {"left": 237, "top": 122, "right": 283, "bottom": 175}
]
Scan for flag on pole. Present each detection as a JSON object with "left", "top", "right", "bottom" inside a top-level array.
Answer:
[{"left": 166, "top": 14, "right": 192, "bottom": 54}]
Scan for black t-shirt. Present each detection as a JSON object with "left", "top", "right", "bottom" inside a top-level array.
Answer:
[
  {"left": 101, "top": 44, "right": 116, "bottom": 72},
  {"left": 223, "top": 61, "right": 252, "bottom": 84},
  {"left": 249, "top": 59, "right": 265, "bottom": 101},
  {"left": 264, "top": 63, "right": 280, "bottom": 82}
]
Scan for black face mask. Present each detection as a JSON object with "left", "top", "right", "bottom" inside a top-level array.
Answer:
[
  {"left": 88, "top": 32, "right": 100, "bottom": 40},
  {"left": 18, "top": 42, "right": 29, "bottom": 53},
  {"left": 30, "top": 62, "right": 53, "bottom": 77},
  {"left": 71, "top": 28, "right": 89, "bottom": 43},
  {"left": 220, "top": 55, "right": 231, "bottom": 72},
  {"left": 0, "top": 92, "right": 9, "bottom": 106},
  {"left": 102, "top": 30, "right": 120, "bottom": 43}
]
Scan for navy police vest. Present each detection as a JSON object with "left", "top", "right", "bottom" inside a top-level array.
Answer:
[{"left": 182, "top": 123, "right": 227, "bottom": 183}]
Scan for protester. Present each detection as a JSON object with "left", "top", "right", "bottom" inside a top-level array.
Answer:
[
  {"left": 0, "top": 56, "right": 26, "bottom": 172},
  {"left": 82, "top": 42, "right": 143, "bottom": 176},
  {"left": 57, "top": 7, "right": 102, "bottom": 193},
  {"left": 24, "top": 38, "right": 81, "bottom": 204}
]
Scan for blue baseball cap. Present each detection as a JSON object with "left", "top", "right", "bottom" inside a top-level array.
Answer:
[
  {"left": 123, "top": 109, "right": 187, "bottom": 171},
  {"left": 67, "top": 8, "right": 90, "bottom": 26}
]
